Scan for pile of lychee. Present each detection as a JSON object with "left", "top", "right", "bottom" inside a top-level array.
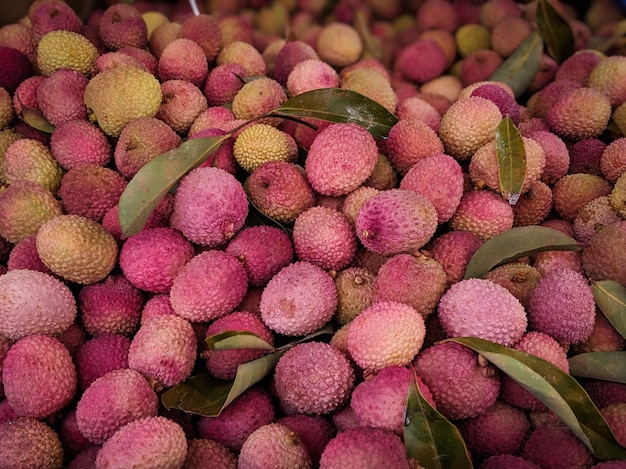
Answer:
[{"left": 1, "top": 0, "right": 626, "bottom": 467}]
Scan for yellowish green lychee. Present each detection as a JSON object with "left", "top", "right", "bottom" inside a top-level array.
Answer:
[
  {"left": 233, "top": 123, "right": 298, "bottom": 173},
  {"left": 37, "top": 30, "right": 98, "bottom": 76}
]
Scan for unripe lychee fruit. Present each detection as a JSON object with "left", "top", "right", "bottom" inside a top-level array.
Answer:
[
  {"left": 3, "top": 334, "right": 77, "bottom": 419},
  {"left": 75, "top": 368, "right": 158, "bottom": 444},
  {"left": 0, "top": 268, "right": 76, "bottom": 341},
  {"left": 305, "top": 122, "right": 378, "bottom": 196},
  {"left": 438, "top": 96, "right": 502, "bottom": 161},
  {"left": 170, "top": 166, "right": 248, "bottom": 247},
  {"left": 413, "top": 341, "right": 500, "bottom": 420},
  {"left": 95, "top": 416, "right": 188, "bottom": 469},
  {"left": 319, "top": 427, "right": 410, "bottom": 469},
  {"left": 340, "top": 68, "right": 398, "bottom": 114},
  {"left": 528, "top": 268, "right": 596, "bottom": 344},
  {"left": 0, "top": 418, "right": 63, "bottom": 469},
  {"left": 233, "top": 123, "right": 298, "bottom": 172},
  {"left": 238, "top": 423, "right": 312, "bottom": 469},
  {"left": 347, "top": 300, "right": 426, "bottom": 374},
  {"left": 84, "top": 65, "right": 162, "bottom": 137},
  {"left": 217, "top": 41, "right": 266, "bottom": 76},
  {"left": 3, "top": 137, "right": 63, "bottom": 194},
  {"left": 588, "top": 55, "right": 626, "bottom": 106},
  {"left": 316, "top": 22, "right": 362, "bottom": 68},
  {"left": 36, "top": 30, "right": 97, "bottom": 77},
  {"left": 273, "top": 341, "right": 355, "bottom": 415},
  {"left": 244, "top": 161, "right": 316, "bottom": 224},
  {"left": 128, "top": 315, "right": 197, "bottom": 388},
  {"left": 260, "top": 261, "right": 337, "bottom": 336},
  {"left": 355, "top": 189, "right": 438, "bottom": 256},
  {"left": 36, "top": 214, "right": 118, "bottom": 285},
  {"left": 170, "top": 249, "right": 248, "bottom": 323},
  {"left": 204, "top": 311, "right": 274, "bottom": 380}
]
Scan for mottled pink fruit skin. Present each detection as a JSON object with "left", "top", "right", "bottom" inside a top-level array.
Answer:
[
  {"left": 480, "top": 454, "right": 541, "bottom": 469},
  {"left": 305, "top": 123, "right": 378, "bottom": 196},
  {"left": 170, "top": 166, "right": 248, "bottom": 247},
  {"left": 203, "top": 63, "right": 247, "bottom": 106},
  {"left": 78, "top": 274, "right": 143, "bottom": 337},
  {"left": 50, "top": 119, "right": 111, "bottom": 169},
  {"left": 260, "top": 261, "right": 337, "bottom": 336},
  {"left": 128, "top": 315, "right": 197, "bottom": 388},
  {"left": 119, "top": 227, "right": 195, "bottom": 293},
  {"left": 319, "top": 427, "right": 410, "bottom": 469},
  {"left": 95, "top": 416, "right": 187, "bottom": 469},
  {"left": 276, "top": 414, "right": 336, "bottom": 464},
  {"left": 74, "top": 333, "right": 130, "bottom": 391},
  {"left": 204, "top": 311, "right": 274, "bottom": 380},
  {"left": 197, "top": 387, "right": 276, "bottom": 452},
  {"left": 521, "top": 424, "right": 594, "bottom": 469},
  {"left": 190, "top": 128, "right": 238, "bottom": 175},
  {"left": 449, "top": 189, "right": 514, "bottom": 241},
  {"left": 225, "top": 225, "right": 294, "bottom": 287},
  {"left": 169, "top": 250, "right": 248, "bottom": 323},
  {"left": 427, "top": 230, "right": 483, "bottom": 284},
  {"left": 36, "top": 68, "right": 88, "bottom": 126},
  {"left": 273, "top": 341, "right": 355, "bottom": 415},
  {"left": 355, "top": 189, "right": 438, "bottom": 256},
  {"left": 470, "top": 83, "right": 520, "bottom": 123},
  {"left": 75, "top": 368, "right": 158, "bottom": 444},
  {"left": 395, "top": 38, "right": 448, "bottom": 84},
  {"left": 0, "top": 46, "right": 33, "bottom": 93},
  {"left": 2, "top": 334, "right": 77, "bottom": 419},
  {"left": 98, "top": 3, "right": 148, "bottom": 50},
  {"left": 272, "top": 40, "right": 319, "bottom": 85}
]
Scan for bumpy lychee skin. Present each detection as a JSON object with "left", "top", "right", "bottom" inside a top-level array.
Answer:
[
  {"left": 183, "top": 438, "right": 237, "bottom": 469},
  {"left": 276, "top": 414, "right": 336, "bottom": 465},
  {"left": 260, "top": 261, "right": 337, "bottom": 336},
  {"left": 119, "top": 227, "right": 195, "bottom": 294},
  {"left": 59, "top": 165, "right": 127, "bottom": 222},
  {"left": 396, "top": 96, "right": 441, "bottom": 132},
  {"left": 217, "top": 41, "right": 266, "bottom": 77},
  {"left": 128, "top": 315, "right": 197, "bottom": 388},
  {"left": 95, "top": 416, "right": 187, "bottom": 469},
  {"left": 574, "top": 313, "right": 626, "bottom": 354},
  {"left": 287, "top": 58, "right": 339, "bottom": 97},
  {"left": 600, "top": 137, "right": 626, "bottom": 183},
  {"left": 170, "top": 250, "right": 248, "bottom": 323},
  {"left": 355, "top": 189, "right": 438, "bottom": 256},
  {"left": 36, "top": 68, "right": 88, "bottom": 127},
  {"left": 233, "top": 123, "right": 298, "bottom": 172},
  {"left": 274, "top": 341, "right": 354, "bottom": 415},
  {"left": 36, "top": 30, "right": 97, "bottom": 77},
  {"left": 316, "top": 22, "right": 362, "bottom": 68},
  {"left": 450, "top": 189, "right": 515, "bottom": 241},
  {"left": 98, "top": 3, "right": 147, "bottom": 50},
  {"left": 6, "top": 236, "right": 52, "bottom": 274},
  {"left": 78, "top": 274, "right": 144, "bottom": 337},
  {"left": 372, "top": 253, "right": 447, "bottom": 320},
  {"left": 293, "top": 206, "right": 357, "bottom": 271},
  {"left": 427, "top": 230, "right": 483, "bottom": 285},
  {"left": 483, "top": 262, "right": 542, "bottom": 308},
  {"left": 156, "top": 79, "right": 207, "bottom": 135},
  {"left": 438, "top": 278, "right": 527, "bottom": 346},
  {"left": 501, "top": 331, "right": 570, "bottom": 411},
  {"left": 231, "top": 76, "right": 287, "bottom": 123},
  {"left": 528, "top": 268, "right": 596, "bottom": 344},
  {"left": 75, "top": 333, "right": 131, "bottom": 391},
  {"left": 203, "top": 62, "right": 247, "bottom": 106},
  {"left": 480, "top": 454, "right": 542, "bottom": 469},
  {"left": 0, "top": 268, "right": 75, "bottom": 341},
  {"left": 84, "top": 65, "right": 162, "bottom": 137},
  {"left": 50, "top": 119, "right": 111, "bottom": 170},
  {"left": 334, "top": 267, "right": 375, "bottom": 325},
  {"left": 399, "top": 153, "right": 464, "bottom": 223},
  {"left": 238, "top": 423, "right": 312, "bottom": 469},
  {"left": 272, "top": 40, "right": 319, "bottom": 85},
  {"left": 225, "top": 225, "right": 294, "bottom": 287},
  {"left": 3, "top": 334, "right": 77, "bottom": 419},
  {"left": 171, "top": 166, "right": 248, "bottom": 247},
  {"left": 28, "top": 0, "right": 82, "bottom": 38},
  {"left": 140, "top": 294, "right": 176, "bottom": 324},
  {"left": 3, "top": 137, "right": 63, "bottom": 194},
  {"left": 304, "top": 122, "right": 378, "bottom": 196},
  {"left": 103, "top": 192, "right": 174, "bottom": 241},
  {"left": 470, "top": 82, "right": 520, "bottom": 124},
  {"left": 158, "top": 38, "right": 208, "bottom": 88},
  {"left": 347, "top": 301, "right": 426, "bottom": 374},
  {"left": 555, "top": 49, "right": 604, "bottom": 85},
  {"left": 76, "top": 368, "right": 158, "bottom": 444},
  {"left": 546, "top": 87, "right": 612, "bottom": 140},
  {"left": 413, "top": 341, "right": 501, "bottom": 420},
  {"left": 385, "top": 119, "right": 445, "bottom": 176},
  {"left": 178, "top": 13, "right": 223, "bottom": 62},
  {"left": 319, "top": 427, "right": 409, "bottom": 469},
  {"left": 94, "top": 50, "right": 149, "bottom": 74},
  {"left": 0, "top": 417, "right": 63, "bottom": 469},
  {"left": 553, "top": 173, "right": 613, "bottom": 222},
  {"left": 582, "top": 220, "right": 626, "bottom": 285},
  {"left": 395, "top": 38, "right": 448, "bottom": 85},
  {"left": 204, "top": 311, "right": 274, "bottom": 380},
  {"left": 588, "top": 55, "right": 626, "bottom": 107},
  {"left": 521, "top": 424, "right": 594, "bottom": 469},
  {"left": 0, "top": 179, "right": 62, "bottom": 244},
  {"left": 198, "top": 386, "right": 276, "bottom": 452},
  {"left": 341, "top": 68, "right": 398, "bottom": 114},
  {"left": 114, "top": 115, "right": 181, "bottom": 179},
  {"left": 574, "top": 196, "right": 621, "bottom": 243},
  {"left": 459, "top": 400, "right": 531, "bottom": 459},
  {"left": 37, "top": 214, "right": 118, "bottom": 285}
]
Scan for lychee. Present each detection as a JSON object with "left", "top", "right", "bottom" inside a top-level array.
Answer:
[
  {"left": 512, "top": 181, "right": 554, "bottom": 227},
  {"left": 156, "top": 79, "right": 208, "bottom": 135},
  {"left": 36, "top": 30, "right": 97, "bottom": 77},
  {"left": 0, "top": 418, "right": 63, "bottom": 469},
  {"left": 272, "top": 40, "right": 319, "bottom": 85},
  {"left": 203, "top": 62, "right": 248, "bottom": 107},
  {"left": 74, "top": 333, "right": 131, "bottom": 391},
  {"left": 316, "top": 22, "right": 362, "bottom": 68},
  {"left": 98, "top": 3, "right": 148, "bottom": 50},
  {"left": 158, "top": 38, "right": 208, "bottom": 88},
  {"left": 546, "top": 87, "right": 612, "bottom": 140},
  {"left": 217, "top": 41, "right": 267, "bottom": 76},
  {"left": 50, "top": 119, "right": 112, "bottom": 170},
  {"left": 233, "top": 122, "right": 298, "bottom": 172},
  {"left": 3, "top": 137, "right": 63, "bottom": 194},
  {"left": 553, "top": 173, "right": 612, "bottom": 222},
  {"left": 238, "top": 423, "right": 313, "bottom": 469},
  {"left": 36, "top": 68, "right": 88, "bottom": 127},
  {"left": 521, "top": 424, "right": 594, "bottom": 469},
  {"left": 6, "top": 236, "right": 53, "bottom": 274},
  {"left": 287, "top": 58, "right": 339, "bottom": 97},
  {"left": 395, "top": 38, "right": 448, "bottom": 84}
]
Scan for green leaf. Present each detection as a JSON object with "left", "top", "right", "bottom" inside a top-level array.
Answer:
[
  {"left": 568, "top": 352, "right": 626, "bottom": 384},
  {"left": 270, "top": 88, "right": 399, "bottom": 139},
  {"left": 490, "top": 30, "right": 544, "bottom": 99},
  {"left": 404, "top": 368, "right": 472, "bottom": 469},
  {"left": 495, "top": 116, "right": 527, "bottom": 205},
  {"left": 464, "top": 226, "right": 583, "bottom": 279},
  {"left": 118, "top": 135, "right": 231, "bottom": 238},
  {"left": 593, "top": 280, "right": 626, "bottom": 340},
  {"left": 450, "top": 337, "right": 626, "bottom": 460},
  {"left": 161, "top": 324, "right": 334, "bottom": 416},
  {"left": 205, "top": 330, "right": 275, "bottom": 351},
  {"left": 535, "top": 0, "right": 575, "bottom": 63}
]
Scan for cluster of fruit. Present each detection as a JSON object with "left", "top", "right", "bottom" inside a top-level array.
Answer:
[{"left": 1, "top": 0, "right": 626, "bottom": 467}]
